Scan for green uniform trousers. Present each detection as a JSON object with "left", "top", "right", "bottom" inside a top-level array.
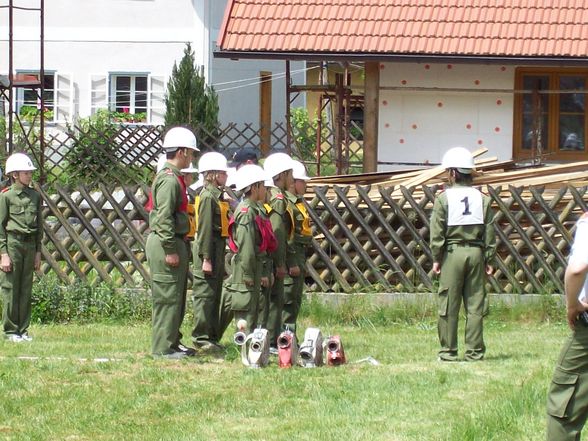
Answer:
[
  {"left": 1, "top": 235, "right": 36, "bottom": 335},
  {"left": 146, "top": 233, "right": 189, "bottom": 355},
  {"left": 282, "top": 273, "right": 304, "bottom": 333},
  {"left": 267, "top": 276, "right": 285, "bottom": 347},
  {"left": 547, "top": 325, "right": 588, "bottom": 440},
  {"left": 218, "top": 256, "right": 263, "bottom": 338},
  {"left": 437, "top": 245, "right": 486, "bottom": 361},
  {"left": 191, "top": 239, "right": 225, "bottom": 344},
  {"left": 258, "top": 257, "right": 272, "bottom": 329}
]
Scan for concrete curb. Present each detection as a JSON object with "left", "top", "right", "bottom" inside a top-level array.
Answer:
[{"left": 306, "top": 292, "right": 565, "bottom": 306}]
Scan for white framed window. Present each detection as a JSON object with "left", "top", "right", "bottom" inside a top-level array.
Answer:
[
  {"left": 90, "top": 73, "right": 166, "bottom": 124},
  {"left": 109, "top": 74, "right": 148, "bottom": 121},
  {"left": 14, "top": 71, "right": 74, "bottom": 123},
  {"left": 16, "top": 71, "right": 54, "bottom": 121}
]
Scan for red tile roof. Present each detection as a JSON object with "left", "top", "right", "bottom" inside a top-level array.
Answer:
[{"left": 217, "top": 0, "right": 588, "bottom": 60}]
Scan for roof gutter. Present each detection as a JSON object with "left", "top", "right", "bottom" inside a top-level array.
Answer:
[{"left": 214, "top": 50, "right": 588, "bottom": 66}]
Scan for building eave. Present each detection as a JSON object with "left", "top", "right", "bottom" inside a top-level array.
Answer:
[{"left": 214, "top": 50, "right": 588, "bottom": 66}]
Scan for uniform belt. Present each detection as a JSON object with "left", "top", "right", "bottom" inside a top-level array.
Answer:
[
  {"left": 8, "top": 232, "right": 36, "bottom": 241},
  {"left": 446, "top": 242, "right": 483, "bottom": 251}
]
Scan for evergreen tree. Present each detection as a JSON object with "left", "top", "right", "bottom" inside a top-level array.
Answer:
[{"left": 164, "top": 43, "right": 219, "bottom": 149}]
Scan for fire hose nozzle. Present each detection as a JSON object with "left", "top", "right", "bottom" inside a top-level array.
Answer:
[
  {"left": 299, "top": 348, "right": 313, "bottom": 361},
  {"left": 234, "top": 331, "right": 247, "bottom": 346},
  {"left": 327, "top": 340, "right": 340, "bottom": 352},
  {"left": 277, "top": 335, "right": 292, "bottom": 349}
]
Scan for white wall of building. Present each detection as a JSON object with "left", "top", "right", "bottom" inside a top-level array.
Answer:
[
  {"left": 378, "top": 62, "right": 515, "bottom": 171},
  {"left": 0, "top": 0, "right": 300, "bottom": 128},
  {"left": 206, "top": 1, "right": 305, "bottom": 127}
]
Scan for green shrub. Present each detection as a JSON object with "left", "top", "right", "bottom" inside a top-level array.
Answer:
[{"left": 29, "top": 274, "right": 151, "bottom": 323}]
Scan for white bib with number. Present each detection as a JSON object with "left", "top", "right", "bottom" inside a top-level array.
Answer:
[{"left": 446, "top": 187, "right": 484, "bottom": 226}]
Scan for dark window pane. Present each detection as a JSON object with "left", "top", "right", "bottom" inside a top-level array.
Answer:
[
  {"left": 23, "top": 89, "right": 38, "bottom": 107},
  {"left": 522, "top": 76, "right": 549, "bottom": 113},
  {"left": 116, "top": 76, "right": 131, "bottom": 91},
  {"left": 135, "top": 76, "right": 148, "bottom": 92},
  {"left": 559, "top": 76, "right": 585, "bottom": 113},
  {"left": 42, "top": 74, "right": 54, "bottom": 90},
  {"left": 560, "top": 114, "right": 585, "bottom": 151},
  {"left": 116, "top": 90, "right": 131, "bottom": 112},
  {"left": 522, "top": 113, "right": 549, "bottom": 151},
  {"left": 135, "top": 91, "right": 147, "bottom": 110}
]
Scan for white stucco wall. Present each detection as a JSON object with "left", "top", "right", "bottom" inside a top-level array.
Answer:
[
  {"left": 0, "top": 0, "right": 300, "bottom": 127},
  {"left": 207, "top": 1, "right": 305, "bottom": 126},
  {"left": 378, "top": 62, "right": 515, "bottom": 171}
]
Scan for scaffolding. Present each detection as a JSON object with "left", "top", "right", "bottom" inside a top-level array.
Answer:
[
  {"left": 0, "top": 0, "right": 45, "bottom": 177},
  {"left": 286, "top": 60, "right": 362, "bottom": 175}
]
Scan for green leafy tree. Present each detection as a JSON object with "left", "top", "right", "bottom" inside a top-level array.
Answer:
[{"left": 164, "top": 43, "right": 219, "bottom": 149}]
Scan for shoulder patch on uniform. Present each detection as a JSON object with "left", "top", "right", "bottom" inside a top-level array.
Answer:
[
  {"left": 581, "top": 212, "right": 588, "bottom": 219},
  {"left": 1, "top": 187, "right": 9, "bottom": 193},
  {"left": 164, "top": 169, "right": 174, "bottom": 175},
  {"left": 275, "top": 193, "right": 284, "bottom": 200},
  {"left": 240, "top": 206, "right": 249, "bottom": 213}
]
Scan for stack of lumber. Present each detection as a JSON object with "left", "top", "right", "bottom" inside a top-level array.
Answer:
[{"left": 307, "top": 148, "right": 588, "bottom": 200}]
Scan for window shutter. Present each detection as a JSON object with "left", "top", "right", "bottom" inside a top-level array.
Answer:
[
  {"left": 54, "top": 73, "right": 73, "bottom": 123},
  {"left": 90, "top": 74, "right": 109, "bottom": 115},
  {"left": 148, "top": 74, "right": 166, "bottom": 124}
]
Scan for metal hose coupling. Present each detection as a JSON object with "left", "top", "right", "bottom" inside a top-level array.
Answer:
[
  {"left": 234, "top": 319, "right": 248, "bottom": 345},
  {"left": 247, "top": 328, "right": 270, "bottom": 368},
  {"left": 277, "top": 329, "right": 298, "bottom": 368},
  {"left": 325, "top": 335, "right": 346, "bottom": 366},
  {"left": 298, "top": 327, "right": 323, "bottom": 368}
]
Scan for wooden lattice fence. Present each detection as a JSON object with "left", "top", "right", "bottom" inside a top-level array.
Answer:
[
  {"left": 37, "top": 183, "right": 587, "bottom": 294},
  {"left": 37, "top": 121, "right": 356, "bottom": 187}
]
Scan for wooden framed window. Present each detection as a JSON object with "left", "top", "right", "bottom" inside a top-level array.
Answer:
[{"left": 514, "top": 67, "right": 588, "bottom": 161}]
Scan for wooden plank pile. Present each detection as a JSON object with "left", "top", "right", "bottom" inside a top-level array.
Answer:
[{"left": 308, "top": 148, "right": 588, "bottom": 196}]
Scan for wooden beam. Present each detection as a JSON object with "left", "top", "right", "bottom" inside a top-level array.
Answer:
[
  {"left": 259, "top": 71, "right": 272, "bottom": 156},
  {"left": 363, "top": 61, "right": 379, "bottom": 173}
]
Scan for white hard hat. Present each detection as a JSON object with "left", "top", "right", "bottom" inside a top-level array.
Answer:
[
  {"left": 6, "top": 153, "right": 36, "bottom": 174},
  {"left": 181, "top": 163, "right": 198, "bottom": 174},
  {"left": 156, "top": 154, "right": 167, "bottom": 173},
  {"left": 441, "top": 147, "right": 475, "bottom": 173},
  {"left": 162, "top": 127, "right": 199, "bottom": 151},
  {"left": 263, "top": 152, "right": 295, "bottom": 179},
  {"left": 198, "top": 152, "right": 229, "bottom": 173},
  {"left": 234, "top": 164, "right": 267, "bottom": 191},
  {"left": 292, "top": 160, "right": 311, "bottom": 181}
]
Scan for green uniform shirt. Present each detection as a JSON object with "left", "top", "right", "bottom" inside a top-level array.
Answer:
[
  {"left": 195, "top": 184, "right": 224, "bottom": 260},
  {"left": 0, "top": 182, "right": 43, "bottom": 254},
  {"left": 255, "top": 201, "right": 273, "bottom": 277},
  {"left": 268, "top": 187, "right": 292, "bottom": 270},
  {"left": 149, "top": 162, "right": 189, "bottom": 255},
  {"left": 429, "top": 184, "right": 496, "bottom": 264},
  {"left": 233, "top": 199, "right": 263, "bottom": 284},
  {"left": 285, "top": 191, "right": 311, "bottom": 268}
]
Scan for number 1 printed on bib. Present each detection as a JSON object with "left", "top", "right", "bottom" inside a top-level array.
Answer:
[{"left": 446, "top": 187, "right": 484, "bottom": 226}]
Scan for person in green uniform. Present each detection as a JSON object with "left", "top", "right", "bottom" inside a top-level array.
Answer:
[
  {"left": 282, "top": 160, "right": 312, "bottom": 335},
  {"left": 257, "top": 177, "right": 275, "bottom": 330},
  {"left": 147, "top": 127, "right": 199, "bottom": 359},
  {"left": 263, "top": 152, "right": 295, "bottom": 352},
  {"left": 218, "top": 164, "right": 273, "bottom": 336},
  {"left": 0, "top": 153, "right": 42, "bottom": 342},
  {"left": 191, "top": 152, "right": 230, "bottom": 351},
  {"left": 546, "top": 212, "right": 588, "bottom": 440},
  {"left": 429, "top": 146, "right": 496, "bottom": 362}
]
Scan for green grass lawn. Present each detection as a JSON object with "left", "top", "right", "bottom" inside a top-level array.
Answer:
[{"left": 0, "top": 308, "right": 568, "bottom": 441}]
